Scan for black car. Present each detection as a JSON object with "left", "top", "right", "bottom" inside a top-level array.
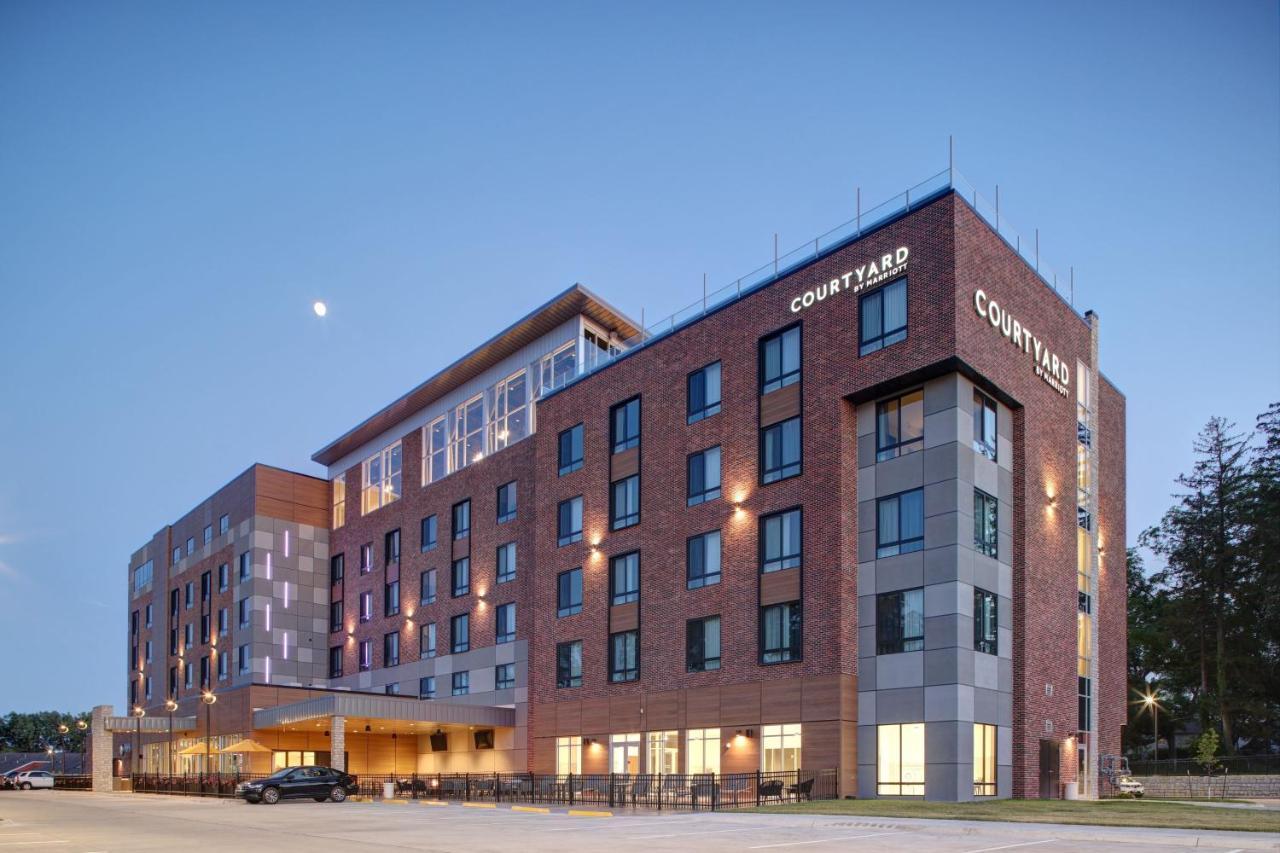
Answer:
[{"left": 237, "top": 766, "right": 358, "bottom": 804}]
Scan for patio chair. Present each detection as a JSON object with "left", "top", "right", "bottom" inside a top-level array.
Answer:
[
  {"left": 758, "top": 779, "right": 784, "bottom": 802},
  {"left": 721, "top": 775, "right": 750, "bottom": 805},
  {"left": 786, "top": 777, "right": 814, "bottom": 800},
  {"left": 660, "top": 774, "right": 691, "bottom": 802}
]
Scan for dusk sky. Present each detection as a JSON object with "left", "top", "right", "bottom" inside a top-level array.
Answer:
[{"left": 1, "top": 1, "right": 1276, "bottom": 714}]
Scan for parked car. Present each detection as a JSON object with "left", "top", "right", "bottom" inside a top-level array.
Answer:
[
  {"left": 0, "top": 771, "right": 17, "bottom": 790},
  {"left": 14, "top": 771, "right": 54, "bottom": 790},
  {"left": 1115, "top": 775, "right": 1145, "bottom": 797},
  {"left": 236, "top": 766, "right": 357, "bottom": 804}
]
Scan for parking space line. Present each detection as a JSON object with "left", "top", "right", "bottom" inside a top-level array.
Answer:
[
  {"left": 629, "top": 826, "right": 758, "bottom": 840},
  {"left": 748, "top": 830, "right": 907, "bottom": 849},
  {"left": 959, "top": 842, "right": 1055, "bottom": 853}
]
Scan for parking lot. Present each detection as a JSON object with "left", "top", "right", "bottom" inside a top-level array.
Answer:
[{"left": 1, "top": 792, "right": 1277, "bottom": 852}]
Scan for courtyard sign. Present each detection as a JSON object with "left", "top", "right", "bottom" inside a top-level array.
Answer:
[
  {"left": 973, "top": 289, "right": 1070, "bottom": 397},
  {"left": 789, "top": 246, "right": 909, "bottom": 314}
]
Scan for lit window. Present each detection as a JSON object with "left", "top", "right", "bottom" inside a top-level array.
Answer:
[
  {"left": 877, "top": 490, "right": 924, "bottom": 557},
  {"left": 877, "top": 390, "right": 924, "bottom": 461},
  {"left": 687, "top": 446, "right": 721, "bottom": 506},
  {"left": 610, "top": 733, "right": 640, "bottom": 774},
  {"left": 686, "top": 530, "right": 721, "bottom": 589},
  {"left": 760, "top": 325, "right": 800, "bottom": 393},
  {"left": 859, "top": 278, "right": 907, "bottom": 356},
  {"left": 686, "top": 729, "right": 720, "bottom": 774},
  {"left": 425, "top": 417, "right": 448, "bottom": 484},
  {"left": 687, "top": 362, "right": 722, "bottom": 424},
  {"left": 450, "top": 396, "right": 485, "bottom": 471},
  {"left": 332, "top": 474, "right": 346, "bottom": 529},
  {"left": 877, "top": 588, "right": 924, "bottom": 654},
  {"left": 359, "top": 543, "right": 372, "bottom": 573},
  {"left": 361, "top": 442, "right": 402, "bottom": 515},
  {"left": 646, "top": 730, "right": 680, "bottom": 775},
  {"left": 538, "top": 340, "right": 577, "bottom": 395},
  {"left": 877, "top": 723, "right": 925, "bottom": 795},
  {"left": 556, "top": 735, "right": 581, "bottom": 775},
  {"left": 489, "top": 370, "right": 530, "bottom": 452},
  {"left": 760, "top": 723, "right": 802, "bottom": 772},
  {"left": 973, "top": 724, "right": 997, "bottom": 796}
]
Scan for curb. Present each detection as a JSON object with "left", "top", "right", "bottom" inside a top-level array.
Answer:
[
  {"left": 512, "top": 805, "right": 550, "bottom": 814},
  {"left": 463, "top": 802, "right": 497, "bottom": 809},
  {"left": 567, "top": 809, "right": 613, "bottom": 818}
]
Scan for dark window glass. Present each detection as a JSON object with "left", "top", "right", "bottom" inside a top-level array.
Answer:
[
  {"left": 610, "top": 475, "right": 640, "bottom": 530},
  {"left": 384, "top": 528, "right": 400, "bottom": 564},
  {"left": 496, "top": 602, "right": 515, "bottom": 644},
  {"left": 761, "top": 508, "right": 802, "bottom": 573},
  {"left": 973, "top": 391, "right": 998, "bottom": 461},
  {"left": 496, "top": 542, "right": 516, "bottom": 583},
  {"left": 556, "top": 640, "right": 582, "bottom": 688},
  {"left": 687, "top": 447, "right": 722, "bottom": 505},
  {"left": 609, "top": 630, "right": 638, "bottom": 682},
  {"left": 495, "top": 663, "right": 515, "bottom": 690},
  {"left": 760, "top": 602, "right": 802, "bottom": 663},
  {"left": 686, "top": 615, "right": 721, "bottom": 672},
  {"left": 451, "top": 557, "right": 470, "bottom": 597},
  {"left": 383, "top": 631, "right": 400, "bottom": 667},
  {"left": 974, "top": 588, "right": 998, "bottom": 655},
  {"left": 686, "top": 530, "right": 722, "bottom": 589},
  {"left": 497, "top": 481, "right": 517, "bottom": 523},
  {"left": 218, "top": 562, "right": 228, "bottom": 591},
  {"left": 200, "top": 571, "right": 211, "bottom": 601},
  {"left": 239, "top": 551, "right": 251, "bottom": 580},
  {"left": 384, "top": 579, "right": 400, "bottom": 617},
  {"left": 421, "top": 622, "right": 436, "bottom": 658},
  {"left": 358, "top": 591, "right": 373, "bottom": 622},
  {"left": 876, "top": 390, "right": 924, "bottom": 462},
  {"left": 451, "top": 671, "right": 469, "bottom": 696},
  {"left": 1078, "top": 676, "right": 1091, "bottom": 732},
  {"left": 877, "top": 490, "right": 925, "bottom": 557},
  {"left": 200, "top": 613, "right": 210, "bottom": 644},
  {"left": 859, "top": 278, "right": 907, "bottom": 355},
  {"left": 238, "top": 597, "right": 250, "bottom": 627},
  {"left": 452, "top": 500, "right": 471, "bottom": 540},
  {"left": 557, "top": 568, "right": 583, "bottom": 617},
  {"left": 330, "top": 554, "right": 344, "bottom": 584},
  {"left": 329, "top": 646, "right": 343, "bottom": 678},
  {"left": 974, "top": 489, "right": 999, "bottom": 558},
  {"left": 557, "top": 496, "right": 583, "bottom": 546},
  {"left": 760, "top": 325, "right": 801, "bottom": 393},
  {"left": 419, "top": 676, "right": 436, "bottom": 699},
  {"left": 329, "top": 600, "right": 343, "bottom": 633},
  {"left": 359, "top": 543, "right": 372, "bottom": 573},
  {"left": 687, "top": 362, "right": 722, "bottom": 423},
  {"left": 610, "top": 552, "right": 639, "bottom": 605},
  {"left": 558, "top": 424, "right": 584, "bottom": 475},
  {"left": 610, "top": 397, "right": 641, "bottom": 453},
  {"left": 876, "top": 588, "right": 925, "bottom": 654},
  {"left": 219, "top": 514, "right": 230, "bottom": 535},
  {"left": 420, "top": 569, "right": 437, "bottom": 604},
  {"left": 761, "top": 417, "right": 801, "bottom": 483},
  {"left": 421, "top": 515, "right": 438, "bottom": 551},
  {"left": 451, "top": 613, "right": 470, "bottom": 654},
  {"left": 385, "top": 683, "right": 400, "bottom": 695}
]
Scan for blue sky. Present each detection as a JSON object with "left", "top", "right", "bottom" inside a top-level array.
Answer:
[{"left": 1, "top": 1, "right": 1276, "bottom": 713}]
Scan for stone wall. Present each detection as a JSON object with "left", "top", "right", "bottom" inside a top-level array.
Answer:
[{"left": 1125, "top": 774, "right": 1280, "bottom": 799}]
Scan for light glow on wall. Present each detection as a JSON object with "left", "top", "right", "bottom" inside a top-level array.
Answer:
[{"left": 283, "top": 530, "right": 290, "bottom": 558}]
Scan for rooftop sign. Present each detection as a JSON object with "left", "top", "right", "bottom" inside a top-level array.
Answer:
[
  {"left": 789, "top": 247, "right": 909, "bottom": 314},
  {"left": 973, "top": 289, "right": 1070, "bottom": 397}
]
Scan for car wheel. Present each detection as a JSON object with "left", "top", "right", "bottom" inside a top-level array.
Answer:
[
  {"left": 20, "top": 783, "right": 30, "bottom": 790},
  {"left": 329, "top": 785, "right": 347, "bottom": 803},
  {"left": 261, "top": 787, "right": 280, "bottom": 805}
]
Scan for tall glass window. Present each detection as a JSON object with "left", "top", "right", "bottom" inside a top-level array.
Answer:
[
  {"left": 877, "top": 723, "right": 925, "bottom": 795},
  {"left": 556, "top": 640, "right": 582, "bottom": 688},
  {"left": 610, "top": 552, "right": 639, "bottom": 605},
  {"left": 496, "top": 542, "right": 516, "bottom": 583},
  {"left": 489, "top": 370, "right": 529, "bottom": 451},
  {"left": 609, "top": 631, "right": 639, "bottom": 682},
  {"left": 421, "top": 515, "right": 437, "bottom": 551},
  {"left": 974, "top": 588, "right": 998, "bottom": 655},
  {"left": 452, "top": 500, "right": 471, "bottom": 539},
  {"left": 687, "top": 362, "right": 722, "bottom": 423},
  {"left": 859, "top": 278, "right": 907, "bottom": 356},
  {"left": 687, "top": 530, "right": 722, "bottom": 589},
  {"left": 974, "top": 489, "right": 998, "bottom": 558},
  {"left": 332, "top": 474, "right": 346, "bottom": 529},
  {"left": 761, "top": 509, "right": 802, "bottom": 573},
  {"left": 687, "top": 446, "right": 721, "bottom": 505},
  {"left": 610, "top": 475, "right": 640, "bottom": 529},
  {"left": 760, "top": 601, "right": 801, "bottom": 663},
  {"left": 877, "top": 489, "right": 924, "bottom": 557},
  {"left": 451, "top": 613, "right": 469, "bottom": 654},
  {"left": 686, "top": 728, "right": 721, "bottom": 774},
  {"left": 451, "top": 557, "right": 470, "bottom": 597},
  {"left": 557, "top": 567, "right": 582, "bottom": 617},
  {"left": 686, "top": 615, "right": 721, "bottom": 672},
  {"left": 973, "top": 724, "right": 997, "bottom": 796},
  {"left": 611, "top": 397, "right": 641, "bottom": 453},
  {"left": 760, "top": 723, "right": 802, "bottom": 772},
  {"left": 646, "top": 731, "right": 679, "bottom": 775},
  {"left": 761, "top": 417, "right": 801, "bottom": 483},
  {"left": 539, "top": 341, "right": 577, "bottom": 395},
  {"left": 876, "top": 390, "right": 924, "bottom": 461},
  {"left": 556, "top": 735, "right": 582, "bottom": 775},
  {"left": 360, "top": 442, "right": 402, "bottom": 515},
  {"left": 760, "top": 325, "right": 801, "bottom": 393},
  {"left": 450, "top": 395, "right": 486, "bottom": 470}
]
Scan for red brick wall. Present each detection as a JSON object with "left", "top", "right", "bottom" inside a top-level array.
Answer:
[{"left": 1096, "top": 377, "right": 1127, "bottom": 768}]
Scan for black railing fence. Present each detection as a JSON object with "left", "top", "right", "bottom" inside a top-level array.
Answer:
[
  {"left": 1127, "top": 755, "right": 1280, "bottom": 776},
  {"left": 133, "top": 773, "right": 258, "bottom": 798},
  {"left": 52, "top": 774, "right": 92, "bottom": 790}
]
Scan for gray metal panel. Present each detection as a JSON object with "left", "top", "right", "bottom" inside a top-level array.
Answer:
[{"left": 253, "top": 694, "right": 516, "bottom": 730}]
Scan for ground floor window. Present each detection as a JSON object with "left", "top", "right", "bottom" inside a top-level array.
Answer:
[
  {"left": 760, "top": 723, "right": 802, "bottom": 772},
  {"left": 556, "top": 735, "right": 581, "bottom": 776},
  {"left": 646, "top": 730, "right": 678, "bottom": 775},
  {"left": 610, "top": 732, "right": 640, "bottom": 775},
  {"left": 272, "top": 750, "right": 316, "bottom": 771},
  {"left": 877, "top": 723, "right": 925, "bottom": 795},
  {"left": 973, "top": 723, "right": 997, "bottom": 796},
  {"left": 686, "top": 728, "right": 720, "bottom": 775}
]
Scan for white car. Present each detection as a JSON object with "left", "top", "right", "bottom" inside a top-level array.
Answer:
[
  {"left": 1115, "top": 775, "right": 1145, "bottom": 797},
  {"left": 14, "top": 771, "right": 54, "bottom": 790}
]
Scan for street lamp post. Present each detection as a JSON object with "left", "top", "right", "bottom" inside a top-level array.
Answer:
[
  {"left": 75, "top": 720, "right": 87, "bottom": 776},
  {"left": 132, "top": 706, "right": 146, "bottom": 779},
  {"left": 165, "top": 699, "right": 179, "bottom": 778},
  {"left": 201, "top": 690, "right": 217, "bottom": 781},
  {"left": 56, "top": 724, "right": 69, "bottom": 776},
  {"left": 1143, "top": 690, "right": 1160, "bottom": 764}
]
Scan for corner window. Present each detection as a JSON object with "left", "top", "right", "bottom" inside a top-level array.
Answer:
[
  {"left": 760, "top": 601, "right": 801, "bottom": 663},
  {"left": 609, "top": 552, "right": 639, "bottom": 605},
  {"left": 877, "top": 723, "right": 925, "bottom": 795},
  {"left": 761, "top": 417, "right": 801, "bottom": 483},
  {"left": 974, "top": 391, "right": 998, "bottom": 461},
  {"left": 686, "top": 530, "right": 721, "bottom": 589},
  {"left": 974, "top": 588, "right": 998, "bottom": 655},
  {"left": 686, "top": 615, "right": 721, "bottom": 672},
  {"left": 687, "top": 446, "right": 721, "bottom": 506},
  {"left": 760, "top": 325, "right": 801, "bottom": 394},
  {"left": 876, "top": 489, "right": 924, "bottom": 557},
  {"left": 496, "top": 542, "right": 516, "bottom": 584},
  {"left": 452, "top": 500, "right": 471, "bottom": 540},
  {"left": 760, "top": 508, "right": 801, "bottom": 573},
  {"left": 451, "top": 670, "right": 469, "bottom": 696},
  {"left": 876, "top": 390, "right": 924, "bottom": 462},
  {"left": 496, "top": 481, "right": 517, "bottom": 523},
  {"left": 557, "top": 640, "right": 582, "bottom": 688},
  {"left": 609, "top": 630, "right": 638, "bottom": 682},
  {"left": 420, "top": 569, "right": 437, "bottom": 605},
  {"left": 610, "top": 475, "right": 640, "bottom": 530},
  {"left": 610, "top": 397, "right": 641, "bottom": 453},
  {"left": 558, "top": 424, "right": 584, "bottom": 475},
  {"left": 687, "top": 362, "right": 722, "bottom": 424},
  {"left": 451, "top": 557, "right": 470, "bottom": 597},
  {"left": 557, "top": 568, "right": 582, "bottom": 617},
  {"left": 876, "top": 588, "right": 924, "bottom": 654},
  {"left": 557, "top": 496, "right": 583, "bottom": 546},
  {"left": 859, "top": 278, "right": 907, "bottom": 356},
  {"left": 361, "top": 441, "right": 402, "bottom": 515},
  {"left": 451, "top": 613, "right": 470, "bottom": 654},
  {"left": 974, "top": 489, "right": 998, "bottom": 558},
  {"left": 332, "top": 474, "right": 346, "bottom": 529},
  {"left": 495, "top": 602, "right": 515, "bottom": 644}
]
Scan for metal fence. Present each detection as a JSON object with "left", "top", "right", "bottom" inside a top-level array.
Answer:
[
  {"left": 52, "top": 774, "right": 92, "bottom": 790},
  {"left": 1127, "top": 755, "right": 1280, "bottom": 776},
  {"left": 133, "top": 773, "right": 258, "bottom": 798},
  {"left": 360, "top": 769, "right": 838, "bottom": 810}
]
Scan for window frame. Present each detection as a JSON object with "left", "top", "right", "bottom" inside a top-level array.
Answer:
[
  {"left": 556, "top": 639, "right": 583, "bottom": 688},
  {"left": 451, "top": 556, "right": 471, "bottom": 598},
  {"left": 760, "top": 507, "right": 802, "bottom": 573},
  {"left": 973, "top": 390, "right": 998, "bottom": 461},
  {"left": 859, "top": 277, "right": 908, "bottom": 356},
  {"left": 383, "top": 631, "right": 400, "bottom": 668},
  {"left": 876, "top": 489, "right": 925, "bottom": 558},
  {"left": 876, "top": 587, "right": 925, "bottom": 655},
  {"left": 496, "top": 541, "right": 517, "bottom": 584},
  {"left": 686, "top": 615, "right": 722, "bottom": 672},
  {"left": 496, "top": 481, "right": 517, "bottom": 523},
  {"left": 495, "top": 602, "right": 516, "bottom": 644},
  {"left": 420, "top": 514, "right": 438, "bottom": 551},
  {"left": 609, "top": 551, "right": 640, "bottom": 605},
  {"left": 557, "top": 567, "right": 583, "bottom": 617},
  {"left": 452, "top": 499, "right": 471, "bottom": 540},
  {"left": 760, "top": 416, "right": 802, "bottom": 484},
  {"left": 686, "top": 530, "right": 722, "bottom": 589},
  {"left": 686, "top": 446, "right": 722, "bottom": 506},
  {"left": 974, "top": 587, "right": 998, "bottom": 655},
  {"left": 609, "top": 474, "right": 640, "bottom": 530},
  {"left": 420, "top": 568, "right": 437, "bottom": 605},
  {"left": 876, "top": 389, "right": 925, "bottom": 462},
  {"left": 687, "top": 361, "right": 722, "bottom": 424},
  {"left": 974, "top": 488, "right": 999, "bottom": 558},
  {"left": 608, "top": 629, "right": 639, "bottom": 683},
  {"left": 877, "top": 722, "right": 925, "bottom": 796},
  {"left": 759, "top": 601, "right": 802, "bottom": 664},
  {"left": 558, "top": 424, "right": 584, "bottom": 475},
  {"left": 360, "top": 441, "right": 403, "bottom": 515},
  {"left": 495, "top": 662, "right": 515, "bottom": 690},
  {"left": 557, "top": 496, "right": 583, "bottom": 546},
  {"left": 759, "top": 324, "right": 801, "bottom": 394},
  {"left": 451, "top": 670, "right": 469, "bottom": 696},
  {"left": 610, "top": 396, "right": 641, "bottom": 454},
  {"left": 450, "top": 613, "right": 470, "bottom": 654}
]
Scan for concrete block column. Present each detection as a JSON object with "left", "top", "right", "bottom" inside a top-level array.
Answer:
[
  {"left": 330, "top": 716, "right": 345, "bottom": 772},
  {"left": 91, "top": 705, "right": 114, "bottom": 793}
]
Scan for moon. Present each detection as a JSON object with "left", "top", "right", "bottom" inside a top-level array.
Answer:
[{"left": 313, "top": 301, "right": 327, "bottom": 317}]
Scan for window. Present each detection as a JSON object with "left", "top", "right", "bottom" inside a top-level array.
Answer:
[
  {"left": 610, "top": 475, "right": 640, "bottom": 530},
  {"left": 496, "top": 542, "right": 516, "bottom": 583},
  {"left": 557, "top": 496, "right": 583, "bottom": 546},
  {"left": 384, "top": 528, "right": 401, "bottom": 565},
  {"left": 420, "top": 569, "right": 437, "bottom": 604},
  {"left": 610, "top": 732, "right": 641, "bottom": 774},
  {"left": 495, "top": 663, "right": 515, "bottom": 690},
  {"left": 420, "top": 515, "right": 437, "bottom": 551},
  {"left": 383, "top": 631, "right": 400, "bottom": 667},
  {"left": 686, "top": 530, "right": 721, "bottom": 589},
  {"left": 761, "top": 417, "right": 801, "bottom": 483},
  {"left": 203, "top": 524, "right": 212, "bottom": 545},
  {"left": 647, "top": 730, "right": 679, "bottom": 775},
  {"left": 538, "top": 340, "right": 577, "bottom": 395},
  {"left": 145, "top": 603, "right": 153, "bottom": 627},
  {"left": 426, "top": 416, "right": 448, "bottom": 484},
  {"left": 238, "top": 645, "right": 250, "bottom": 675},
  {"left": 238, "top": 597, "right": 250, "bottom": 628},
  {"left": 329, "top": 646, "right": 343, "bottom": 678},
  {"left": 358, "top": 640, "right": 372, "bottom": 671},
  {"left": 974, "top": 489, "right": 998, "bottom": 558},
  {"left": 489, "top": 369, "right": 530, "bottom": 452},
  {"left": 332, "top": 474, "right": 346, "bottom": 529},
  {"left": 358, "top": 591, "right": 373, "bottom": 623},
  {"left": 859, "top": 278, "right": 907, "bottom": 356},
  {"left": 329, "top": 601, "right": 343, "bottom": 633},
  {"left": 359, "top": 543, "right": 372, "bottom": 573},
  {"left": 877, "top": 723, "right": 925, "bottom": 795},
  {"left": 556, "top": 640, "right": 582, "bottom": 688},
  {"left": 558, "top": 424, "right": 584, "bottom": 475},
  {"left": 974, "top": 587, "right": 998, "bottom": 655},
  {"left": 687, "top": 362, "right": 722, "bottom": 423},
  {"left": 450, "top": 395, "right": 486, "bottom": 471},
  {"left": 760, "top": 325, "right": 800, "bottom": 393},
  {"left": 421, "top": 622, "right": 436, "bottom": 658},
  {"left": 384, "top": 579, "right": 400, "bottom": 617},
  {"left": 186, "top": 537, "right": 195, "bottom": 556},
  {"left": 133, "top": 560, "right": 154, "bottom": 593},
  {"left": 497, "top": 481, "right": 517, "bottom": 523},
  {"left": 218, "top": 607, "right": 229, "bottom": 636},
  {"left": 556, "top": 735, "right": 581, "bottom": 775},
  {"left": 557, "top": 568, "right": 582, "bottom": 617},
  {"left": 201, "top": 570, "right": 211, "bottom": 602},
  {"left": 238, "top": 550, "right": 251, "bottom": 581},
  {"left": 877, "top": 588, "right": 925, "bottom": 654},
  {"left": 219, "top": 513, "right": 230, "bottom": 535},
  {"left": 687, "top": 446, "right": 721, "bottom": 505},
  {"left": 168, "top": 666, "right": 177, "bottom": 696},
  {"left": 451, "top": 613, "right": 469, "bottom": 653},
  {"left": 451, "top": 557, "right": 470, "bottom": 597},
  {"left": 687, "top": 728, "right": 720, "bottom": 774},
  {"left": 218, "top": 563, "right": 228, "bottom": 592},
  {"left": 973, "top": 391, "right": 998, "bottom": 461},
  {"left": 419, "top": 676, "right": 436, "bottom": 699},
  {"left": 185, "top": 582, "right": 194, "bottom": 609},
  {"left": 145, "top": 639, "right": 153, "bottom": 662},
  {"left": 609, "top": 630, "right": 638, "bottom": 682},
  {"left": 761, "top": 602, "right": 801, "bottom": 663},
  {"left": 877, "top": 489, "right": 924, "bottom": 557},
  {"left": 216, "top": 654, "right": 227, "bottom": 681},
  {"left": 330, "top": 553, "right": 344, "bottom": 585},
  {"left": 385, "top": 682, "right": 400, "bottom": 695},
  {"left": 361, "top": 441, "right": 402, "bottom": 514},
  {"left": 452, "top": 500, "right": 471, "bottom": 540},
  {"left": 610, "top": 552, "right": 639, "bottom": 605},
  {"left": 761, "top": 508, "right": 802, "bottom": 573},
  {"left": 184, "top": 661, "right": 193, "bottom": 688},
  {"left": 451, "top": 670, "right": 469, "bottom": 696},
  {"left": 200, "top": 613, "right": 210, "bottom": 644},
  {"left": 686, "top": 615, "right": 721, "bottom": 672},
  {"left": 495, "top": 603, "right": 515, "bottom": 644},
  {"left": 876, "top": 390, "right": 924, "bottom": 461},
  {"left": 1079, "top": 675, "right": 1092, "bottom": 732},
  {"left": 173, "top": 546, "right": 181, "bottom": 565},
  {"left": 973, "top": 723, "right": 997, "bottom": 796},
  {"left": 611, "top": 397, "right": 641, "bottom": 453},
  {"left": 761, "top": 723, "right": 802, "bottom": 772}
]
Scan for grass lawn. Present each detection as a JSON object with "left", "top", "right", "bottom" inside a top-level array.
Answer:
[{"left": 746, "top": 798, "right": 1280, "bottom": 833}]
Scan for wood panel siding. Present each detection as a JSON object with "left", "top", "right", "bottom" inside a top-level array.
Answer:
[
  {"left": 759, "top": 567, "right": 801, "bottom": 606},
  {"left": 759, "top": 383, "right": 801, "bottom": 428},
  {"left": 609, "top": 602, "right": 639, "bottom": 633},
  {"left": 609, "top": 447, "right": 639, "bottom": 481}
]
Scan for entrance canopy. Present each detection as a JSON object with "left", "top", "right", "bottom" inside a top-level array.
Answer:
[{"left": 252, "top": 693, "right": 515, "bottom": 732}]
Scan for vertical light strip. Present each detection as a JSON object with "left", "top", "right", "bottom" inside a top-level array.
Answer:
[
  {"left": 283, "top": 581, "right": 290, "bottom": 609},
  {"left": 265, "top": 656, "right": 272, "bottom": 684},
  {"left": 284, "top": 530, "right": 290, "bottom": 558},
  {"left": 265, "top": 602, "right": 272, "bottom": 632},
  {"left": 266, "top": 551, "right": 273, "bottom": 580},
  {"left": 282, "top": 632, "right": 289, "bottom": 660}
]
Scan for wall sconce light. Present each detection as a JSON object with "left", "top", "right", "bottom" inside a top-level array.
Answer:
[{"left": 582, "top": 737, "right": 596, "bottom": 748}]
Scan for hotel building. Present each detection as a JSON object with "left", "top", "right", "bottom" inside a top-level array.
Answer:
[{"left": 119, "top": 177, "right": 1125, "bottom": 800}]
